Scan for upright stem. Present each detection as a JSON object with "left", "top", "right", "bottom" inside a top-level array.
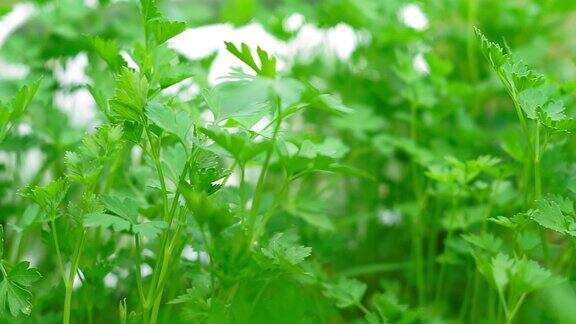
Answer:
[
  {"left": 409, "top": 101, "right": 426, "bottom": 306},
  {"left": 144, "top": 126, "right": 169, "bottom": 221},
  {"left": 144, "top": 158, "right": 190, "bottom": 322},
  {"left": 134, "top": 235, "right": 148, "bottom": 308},
  {"left": 63, "top": 230, "right": 86, "bottom": 324},
  {"left": 533, "top": 121, "right": 550, "bottom": 265},
  {"left": 534, "top": 121, "right": 542, "bottom": 201},
  {"left": 436, "top": 188, "right": 460, "bottom": 302},
  {"left": 507, "top": 293, "right": 527, "bottom": 324},
  {"left": 239, "top": 164, "right": 247, "bottom": 223},
  {"left": 49, "top": 214, "right": 66, "bottom": 284},
  {"left": 248, "top": 96, "right": 283, "bottom": 243}
]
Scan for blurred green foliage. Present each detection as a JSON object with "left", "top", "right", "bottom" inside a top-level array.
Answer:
[{"left": 1, "top": 0, "right": 576, "bottom": 323}]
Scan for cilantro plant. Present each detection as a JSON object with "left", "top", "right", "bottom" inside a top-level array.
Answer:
[{"left": 1, "top": 0, "right": 576, "bottom": 323}]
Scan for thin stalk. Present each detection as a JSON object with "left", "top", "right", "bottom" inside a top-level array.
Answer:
[
  {"left": 239, "top": 163, "right": 247, "bottom": 223},
  {"left": 355, "top": 302, "right": 370, "bottom": 316},
  {"left": 144, "top": 126, "right": 169, "bottom": 221},
  {"left": 250, "top": 179, "right": 289, "bottom": 246},
  {"left": 63, "top": 230, "right": 86, "bottom": 324},
  {"left": 434, "top": 229, "right": 454, "bottom": 302},
  {"left": 0, "top": 262, "right": 7, "bottom": 278},
  {"left": 534, "top": 121, "right": 550, "bottom": 264},
  {"left": 142, "top": 132, "right": 191, "bottom": 322},
  {"left": 148, "top": 208, "right": 186, "bottom": 324},
  {"left": 134, "top": 235, "right": 148, "bottom": 308},
  {"left": 488, "top": 286, "right": 496, "bottom": 322},
  {"left": 248, "top": 96, "right": 283, "bottom": 243},
  {"left": 507, "top": 293, "right": 527, "bottom": 324},
  {"left": 49, "top": 214, "right": 66, "bottom": 284},
  {"left": 435, "top": 188, "right": 460, "bottom": 302},
  {"left": 565, "top": 239, "right": 576, "bottom": 275},
  {"left": 497, "top": 288, "right": 510, "bottom": 320},
  {"left": 469, "top": 272, "right": 482, "bottom": 322},
  {"left": 413, "top": 194, "right": 426, "bottom": 306},
  {"left": 409, "top": 101, "right": 426, "bottom": 306},
  {"left": 459, "top": 267, "right": 473, "bottom": 321},
  {"left": 145, "top": 158, "right": 190, "bottom": 314},
  {"left": 8, "top": 232, "right": 22, "bottom": 264},
  {"left": 534, "top": 121, "right": 542, "bottom": 201}
]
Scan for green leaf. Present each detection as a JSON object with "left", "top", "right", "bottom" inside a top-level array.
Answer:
[
  {"left": 150, "top": 20, "right": 186, "bottom": 45},
  {"left": 21, "top": 178, "right": 69, "bottom": 213},
  {"left": 477, "top": 252, "right": 564, "bottom": 298},
  {"left": 518, "top": 85, "right": 554, "bottom": 119},
  {"left": 208, "top": 78, "right": 269, "bottom": 122},
  {"left": 146, "top": 103, "right": 193, "bottom": 144},
  {"left": 102, "top": 194, "right": 140, "bottom": 223},
  {"left": 159, "top": 144, "right": 187, "bottom": 190},
  {"left": 157, "top": 64, "right": 193, "bottom": 89},
  {"left": 491, "top": 252, "right": 513, "bottom": 294},
  {"left": 87, "top": 85, "right": 110, "bottom": 116},
  {"left": 109, "top": 67, "right": 149, "bottom": 122},
  {"left": 539, "top": 101, "right": 567, "bottom": 127},
  {"left": 12, "top": 205, "right": 42, "bottom": 233},
  {"left": 272, "top": 78, "right": 305, "bottom": 109},
  {"left": 133, "top": 221, "right": 168, "bottom": 239},
  {"left": 225, "top": 42, "right": 277, "bottom": 77},
  {"left": 261, "top": 233, "right": 312, "bottom": 266},
  {"left": 284, "top": 197, "right": 335, "bottom": 231},
  {"left": 11, "top": 80, "right": 41, "bottom": 119},
  {"left": 181, "top": 186, "right": 232, "bottom": 235},
  {"left": 256, "top": 46, "right": 277, "bottom": 78},
  {"left": 462, "top": 232, "right": 503, "bottom": 255},
  {"left": 0, "top": 80, "right": 41, "bottom": 142},
  {"left": 90, "top": 36, "right": 126, "bottom": 72},
  {"left": 316, "top": 94, "right": 354, "bottom": 115},
  {"left": 513, "top": 257, "right": 563, "bottom": 294},
  {"left": 322, "top": 278, "right": 367, "bottom": 308},
  {"left": 200, "top": 126, "right": 268, "bottom": 163},
  {"left": 0, "top": 261, "right": 41, "bottom": 317},
  {"left": 140, "top": 0, "right": 161, "bottom": 22},
  {"left": 474, "top": 27, "right": 508, "bottom": 69},
  {"left": 530, "top": 196, "right": 575, "bottom": 235},
  {"left": 84, "top": 212, "right": 131, "bottom": 232}
]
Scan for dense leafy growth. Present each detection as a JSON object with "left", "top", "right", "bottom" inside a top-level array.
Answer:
[{"left": 1, "top": 0, "right": 576, "bottom": 323}]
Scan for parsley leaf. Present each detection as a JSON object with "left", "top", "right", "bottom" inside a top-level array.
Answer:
[{"left": 0, "top": 262, "right": 41, "bottom": 317}]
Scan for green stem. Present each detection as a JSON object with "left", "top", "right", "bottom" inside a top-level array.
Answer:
[
  {"left": 239, "top": 164, "right": 247, "bottom": 223},
  {"left": 413, "top": 197, "right": 426, "bottom": 306},
  {"left": 148, "top": 209, "right": 185, "bottom": 324},
  {"left": 144, "top": 160, "right": 188, "bottom": 321},
  {"left": 49, "top": 214, "right": 66, "bottom": 284},
  {"left": 469, "top": 271, "right": 481, "bottom": 322},
  {"left": 409, "top": 101, "right": 426, "bottom": 306},
  {"left": 0, "top": 262, "right": 8, "bottom": 278},
  {"left": 534, "top": 121, "right": 542, "bottom": 201},
  {"left": 459, "top": 267, "right": 473, "bottom": 321},
  {"left": 534, "top": 121, "right": 550, "bottom": 264},
  {"left": 355, "top": 302, "right": 370, "bottom": 316},
  {"left": 63, "top": 230, "right": 86, "bottom": 324},
  {"left": 507, "top": 293, "right": 527, "bottom": 324},
  {"left": 248, "top": 97, "right": 283, "bottom": 244},
  {"left": 250, "top": 179, "right": 289, "bottom": 246},
  {"left": 134, "top": 235, "right": 148, "bottom": 308},
  {"left": 144, "top": 126, "right": 169, "bottom": 221},
  {"left": 434, "top": 228, "right": 454, "bottom": 302}
]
